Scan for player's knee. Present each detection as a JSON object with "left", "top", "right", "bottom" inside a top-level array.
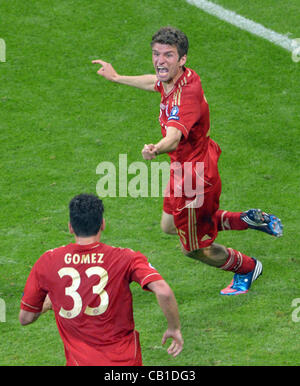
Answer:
[
  {"left": 161, "top": 225, "right": 176, "bottom": 235},
  {"left": 160, "top": 212, "right": 177, "bottom": 235},
  {"left": 160, "top": 220, "right": 176, "bottom": 235}
]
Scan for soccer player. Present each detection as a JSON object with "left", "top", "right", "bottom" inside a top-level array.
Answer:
[
  {"left": 92, "top": 26, "right": 283, "bottom": 295},
  {"left": 19, "top": 193, "right": 183, "bottom": 366}
]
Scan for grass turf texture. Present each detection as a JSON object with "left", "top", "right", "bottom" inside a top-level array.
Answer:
[{"left": 0, "top": 0, "right": 299, "bottom": 366}]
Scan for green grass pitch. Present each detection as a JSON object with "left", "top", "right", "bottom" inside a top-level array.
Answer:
[{"left": 0, "top": 0, "right": 299, "bottom": 366}]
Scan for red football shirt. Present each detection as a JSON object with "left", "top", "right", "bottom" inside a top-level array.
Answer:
[
  {"left": 155, "top": 67, "right": 222, "bottom": 198},
  {"left": 20, "top": 242, "right": 163, "bottom": 366},
  {"left": 155, "top": 67, "right": 215, "bottom": 163}
]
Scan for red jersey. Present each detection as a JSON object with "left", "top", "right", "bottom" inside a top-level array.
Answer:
[
  {"left": 155, "top": 66, "right": 221, "bottom": 163},
  {"left": 156, "top": 67, "right": 222, "bottom": 197},
  {"left": 20, "top": 242, "right": 163, "bottom": 366},
  {"left": 157, "top": 68, "right": 223, "bottom": 250}
]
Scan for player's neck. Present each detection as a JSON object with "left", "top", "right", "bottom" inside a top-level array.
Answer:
[
  {"left": 162, "top": 67, "right": 184, "bottom": 94},
  {"left": 74, "top": 233, "right": 101, "bottom": 246}
]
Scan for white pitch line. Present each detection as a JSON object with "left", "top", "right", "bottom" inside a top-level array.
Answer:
[{"left": 186, "top": 0, "right": 293, "bottom": 52}]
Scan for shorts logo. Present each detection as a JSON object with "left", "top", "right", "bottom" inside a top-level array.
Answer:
[{"left": 168, "top": 105, "right": 180, "bottom": 121}]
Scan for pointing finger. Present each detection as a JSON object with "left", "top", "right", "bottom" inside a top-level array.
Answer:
[{"left": 92, "top": 59, "right": 106, "bottom": 65}]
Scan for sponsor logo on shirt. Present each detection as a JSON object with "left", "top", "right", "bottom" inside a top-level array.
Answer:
[{"left": 168, "top": 105, "right": 180, "bottom": 121}]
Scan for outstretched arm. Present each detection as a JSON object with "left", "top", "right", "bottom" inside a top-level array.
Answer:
[
  {"left": 142, "top": 126, "right": 182, "bottom": 160},
  {"left": 92, "top": 59, "right": 157, "bottom": 92},
  {"left": 147, "top": 280, "right": 183, "bottom": 358}
]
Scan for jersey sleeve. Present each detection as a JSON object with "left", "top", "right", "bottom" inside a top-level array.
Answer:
[
  {"left": 129, "top": 252, "right": 163, "bottom": 290},
  {"left": 20, "top": 258, "right": 47, "bottom": 313}
]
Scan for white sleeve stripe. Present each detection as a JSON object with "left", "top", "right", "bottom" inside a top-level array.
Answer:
[
  {"left": 21, "top": 300, "right": 41, "bottom": 311},
  {"left": 141, "top": 273, "right": 161, "bottom": 287}
]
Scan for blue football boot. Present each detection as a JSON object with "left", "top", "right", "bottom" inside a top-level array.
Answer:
[
  {"left": 220, "top": 259, "right": 263, "bottom": 295},
  {"left": 241, "top": 209, "right": 283, "bottom": 237}
]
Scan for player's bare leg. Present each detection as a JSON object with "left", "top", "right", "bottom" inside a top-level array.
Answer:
[
  {"left": 161, "top": 211, "right": 177, "bottom": 235},
  {"left": 182, "top": 243, "right": 262, "bottom": 295},
  {"left": 182, "top": 242, "right": 257, "bottom": 273},
  {"left": 182, "top": 243, "right": 228, "bottom": 267}
]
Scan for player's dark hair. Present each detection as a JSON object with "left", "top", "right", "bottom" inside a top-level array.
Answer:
[
  {"left": 151, "top": 26, "right": 189, "bottom": 59},
  {"left": 69, "top": 193, "right": 104, "bottom": 237}
]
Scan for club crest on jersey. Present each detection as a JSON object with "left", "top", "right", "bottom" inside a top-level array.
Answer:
[{"left": 168, "top": 105, "right": 180, "bottom": 121}]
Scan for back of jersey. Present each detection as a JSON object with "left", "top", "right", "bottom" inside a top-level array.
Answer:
[
  {"left": 21, "top": 241, "right": 162, "bottom": 365},
  {"left": 42, "top": 242, "right": 144, "bottom": 345}
]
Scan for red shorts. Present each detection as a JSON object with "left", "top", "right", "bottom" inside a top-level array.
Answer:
[
  {"left": 163, "top": 142, "right": 222, "bottom": 251},
  {"left": 163, "top": 176, "right": 221, "bottom": 251}
]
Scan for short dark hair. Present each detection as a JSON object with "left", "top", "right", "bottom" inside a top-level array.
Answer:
[
  {"left": 69, "top": 194, "right": 104, "bottom": 237},
  {"left": 151, "top": 26, "right": 189, "bottom": 59}
]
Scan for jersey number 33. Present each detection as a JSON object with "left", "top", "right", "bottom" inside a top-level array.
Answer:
[{"left": 58, "top": 267, "right": 109, "bottom": 319}]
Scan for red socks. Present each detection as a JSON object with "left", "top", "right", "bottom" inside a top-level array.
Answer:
[
  {"left": 215, "top": 211, "right": 255, "bottom": 274},
  {"left": 216, "top": 210, "right": 248, "bottom": 231},
  {"left": 220, "top": 248, "right": 255, "bottom": 274}
]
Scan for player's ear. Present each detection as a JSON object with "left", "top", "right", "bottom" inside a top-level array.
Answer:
[
  {"left": 68, "top": 222, "right": 74, "bottom": 234},
  {"left": 179, "top": 54, "right": 187, "bottom": 67},
  {"left": 101, "top": 218, "right": 106, "bottom": 232}
]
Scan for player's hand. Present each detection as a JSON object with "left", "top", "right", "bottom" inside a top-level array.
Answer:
[
  {"left": 161, "top": 328, "right": 183, "bottom": 357},
  {"left": 142, "top": 144, "right": 157, "bottom": 160},
  {"left": 92, "top": 59, "right": 119, "bottom": 82}
]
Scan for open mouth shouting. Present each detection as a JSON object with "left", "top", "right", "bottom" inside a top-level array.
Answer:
[
  {"left": 152, "top": 43, "right": 186, "bottom": 87},
  {"left": 156, "top": 66, "right": 169, "bottom": 77},
  {"left": 157, "top": 66, "right": 168, "bottom": 74}
]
